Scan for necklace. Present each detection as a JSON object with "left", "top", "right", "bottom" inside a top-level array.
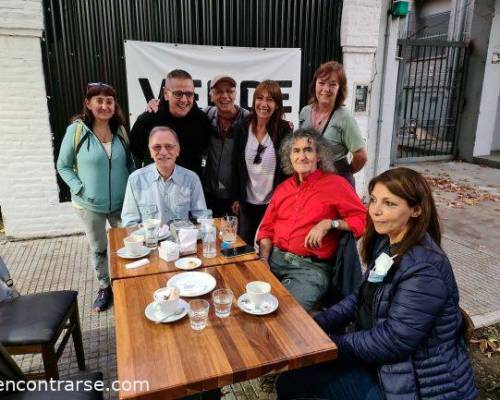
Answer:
[{"left": 312, "top": 107, "right": 331, "bottom": 131}]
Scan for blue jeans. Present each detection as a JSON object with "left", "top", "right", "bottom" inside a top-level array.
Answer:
[
  {"left": 276, "top": 361, "right": 383, "bottom": 400},
  {"left": 269, "top": 248, "right": 330, "bottom": 311},
  {"left": 75, "top": 207, "right": 121, "bottom": 288}
]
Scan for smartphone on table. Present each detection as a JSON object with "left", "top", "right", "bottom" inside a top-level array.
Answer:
[{"left": 221, "top": 245, "right": 256, "bottom": 258}]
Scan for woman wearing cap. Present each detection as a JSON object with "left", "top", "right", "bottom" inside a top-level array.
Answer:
[
  {"left": 231, "top": 80, "right": 292, "bottom": 245},
  {"left": 203, "top": 75, "right": 250, "bottom": 217},
  {"left": 299, "top": 61, "right": 367, "bottom": 186},
  {"left": 57, "top": 83, "right": 134, "bottom": 312},
  {"left": 276, "top": 167, "right": 477, "bottom": 400}
]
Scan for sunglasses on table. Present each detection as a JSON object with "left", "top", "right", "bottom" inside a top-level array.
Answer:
[
  {"left": 253, "top": 144, "right": 267, "bottom": 164},
  {"left": 168, "top": 90, "right": 195, "bottom": 99}
]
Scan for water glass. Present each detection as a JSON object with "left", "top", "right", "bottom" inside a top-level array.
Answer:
[
  {"left": 143, "top": 219, "right": 160, "bottom": 249},
  {"left": 212, "top": 288, "right": 233, "bottom": 318},
  {"left": 221, "top": 216, "right": 238, "bottom": 243},
  {"left": 202, "top": 222, "right": 217, "bottom": 258},
  {"left": 188, "top": 299, "right": 210, "bottom": 330}
]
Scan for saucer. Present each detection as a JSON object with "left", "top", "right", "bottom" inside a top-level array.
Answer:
[
  {"left": 134, "top": 226, "right": 170, "bottom": 241},
  {"left": 175, "top": 257, "right": 202, "bottom": 270},
  {"left": 117, "top": 246, "right": 151, "bottom": 259},
  {"left": 237, "top": 293, "right": 279, "bottom": 315},
  {"left": 145, "top": 299, "right": 188, "bottom": 323}
]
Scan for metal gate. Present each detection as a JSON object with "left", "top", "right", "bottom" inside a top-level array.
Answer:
[
  {"left": 392, "top": 39, "right": 468, "bottom": 162},
  {"left": 41, "top": 0, "right": 343, "bottom": 201}
]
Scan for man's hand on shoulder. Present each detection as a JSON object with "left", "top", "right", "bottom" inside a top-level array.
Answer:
[
  {"left": 145, "top": 99, "right": 160, "bottom": 113},
  {"left": 304, "top": 219, "right": 332, "bottom": 248}
]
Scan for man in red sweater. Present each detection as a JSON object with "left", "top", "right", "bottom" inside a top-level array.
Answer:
[{"left": 257, "top": 128, "right": 366, "bottom": 311}]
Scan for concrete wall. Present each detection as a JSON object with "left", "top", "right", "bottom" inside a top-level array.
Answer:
[
  {"left": 341, "top": 0, "right": 384, "bottom": 198},
  {"left": 0, "top": 0, "right": 81, "bottom": 238},
  {"left": 473, "top": 0, "right": 500, "bottom": 156},
  {"left": 457, "top": 0, "right": 495, "bottom": 160}
]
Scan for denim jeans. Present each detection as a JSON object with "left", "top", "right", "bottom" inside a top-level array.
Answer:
[
  {"left": 269, "top": 248, "right": 331, "bottom": 311},
  {"left": 276, "top": 360, "right": 383, "bottom": 400},
  {"left": 75, "top": 207, "right": 121, "bottom": 288}
]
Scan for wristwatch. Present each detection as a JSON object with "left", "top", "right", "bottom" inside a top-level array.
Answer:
[{"left": 331, "top": 219, "right": 341, "bottom": 229}]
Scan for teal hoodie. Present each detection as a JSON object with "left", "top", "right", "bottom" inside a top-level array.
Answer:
[{"left": 57, "top": 121, "right": 134, "bottom": 213}]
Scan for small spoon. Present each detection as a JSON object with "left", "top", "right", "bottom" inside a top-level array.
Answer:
[{"left": 156, "top": 307, "right": 184, "bottom": 324}]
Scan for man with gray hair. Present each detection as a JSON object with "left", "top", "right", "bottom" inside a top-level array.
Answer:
[
  {"left": 129, "top": 69, "right": 211, "bottom": 177},
  {"left": 122, "top": 126, "right": 207, "bottom": 226},
  {"left": 257, "top": 128, "right": 366, "bottom": 311}
]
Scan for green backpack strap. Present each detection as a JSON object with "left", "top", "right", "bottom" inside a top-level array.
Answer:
[
  {"left": 118, "top": 125, "right": 130, "bottom": 146},
  {"left": 72, "top": 120, "right": 85, "bottom": 172}
]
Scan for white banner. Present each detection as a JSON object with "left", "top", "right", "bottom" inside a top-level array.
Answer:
[{"left": 124, "top": 41, "right": 302, "bottom": 127}]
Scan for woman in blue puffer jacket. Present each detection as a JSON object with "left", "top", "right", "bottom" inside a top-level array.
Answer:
[{"left": 276, "top": 167, "right": 477, "bottom": 400}]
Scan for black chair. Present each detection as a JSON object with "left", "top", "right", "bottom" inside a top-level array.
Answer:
[
  {"left": 0, "top": 342, "right": 102, "bottom": 399},
  {"left": 0, "top": 257, "right": 85, "bottom": 380}
]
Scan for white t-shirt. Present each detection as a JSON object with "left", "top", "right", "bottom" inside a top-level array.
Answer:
[{"left": 244, "top": 128, "right": 276, "bottom": 205}]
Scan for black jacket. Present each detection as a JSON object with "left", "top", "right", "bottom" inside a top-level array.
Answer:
[
  {"left": 129, "top": 98, "right": 211, "bottom": 177},
  {"left": 231, "top": 116, "right": 292, "bottom": 203}
]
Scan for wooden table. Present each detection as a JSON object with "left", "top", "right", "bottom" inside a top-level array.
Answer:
[
  {"left": 108, "top": 219, "right": 259, "bottom": 281},
  {"left": 114, "top": 260, "right": 337, "bottom": 399}
]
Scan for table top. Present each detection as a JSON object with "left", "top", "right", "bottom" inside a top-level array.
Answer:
[
  {"left": 113, "top": 259, "right": 337, "bottom": 400},
  {"left": 108, "top": 219, "right": 259, "bottom": 281}
]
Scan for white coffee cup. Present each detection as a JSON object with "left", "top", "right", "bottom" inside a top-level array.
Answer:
[
  {"left": 153, "top": 288, "right": 180, "bottom": 317},
  {"left": 123, "top": 236, "right": 143, "bottom": 256},
  {"left": 246, "top": 281, "right": 271, "bottom": 308}
]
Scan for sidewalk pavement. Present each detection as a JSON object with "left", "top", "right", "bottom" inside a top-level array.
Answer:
[{"left": 0, "top": 160, "right": 498, "bottom": 399}]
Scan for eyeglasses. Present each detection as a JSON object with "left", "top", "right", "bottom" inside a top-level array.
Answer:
[
  {"left": 169, "top": 90, "right": 195, "bottom": 99},
  {"left": 151, "top": 143, "right": 178, "bottom": 153},
  {"left": 87, "top": 82, "right": 114, "bottom": 90},
  {"left": 253, "top": 144, "right": 267, "bottom": 164}
]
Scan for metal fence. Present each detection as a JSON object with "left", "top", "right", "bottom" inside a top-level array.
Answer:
[
  {"left": 392, "top": 39, "right": 468, "bottom": 162},
  {"left": 41, "top": 0, "right": 343, "bottom": 201}
]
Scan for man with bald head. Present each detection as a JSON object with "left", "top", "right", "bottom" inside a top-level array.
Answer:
[
  {"left": 121, "top": 126, "right": 207, "bottom": 226},
  {"left": 129, "top": 69, "right": 211, "bottom": 177}
]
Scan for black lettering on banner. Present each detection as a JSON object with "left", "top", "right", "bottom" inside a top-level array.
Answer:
[
  {"left": 207, "top": 80, "right": 214, "bottom": 106},
  {"left": 276, "top": 80, "right": 292, "bottom": 113},
  {"left": 138, "top": 78, "right": 154, "bottom": 102},
  {"left": 137, "top": 78, "right": 293, "bottom": 112},
  {"left": 240, "top": 81, "right": 260, "bottom": 110},
  {"left": 193, "top": 79, "right": 201, "bottom": 102},
  {"left": 137, "top": 78, "right": 166, "bottom": 101}
]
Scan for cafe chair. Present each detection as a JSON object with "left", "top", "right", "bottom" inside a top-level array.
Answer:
[
  {"left": 0, "top": 342, "right": 103, "bottom": 399},
  {"left": 0, "top": 256, "right": 85, "bottom": 380}
]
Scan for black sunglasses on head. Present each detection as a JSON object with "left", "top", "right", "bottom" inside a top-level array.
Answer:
[
  {"left": 253, "top": 144, "right": 267, "bottom": 164},
  {"left": 87, "top": 82, "right": 114, "bottom": 91}
]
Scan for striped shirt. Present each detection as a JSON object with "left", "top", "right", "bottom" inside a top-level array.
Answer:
[{"left": 244, "top": 128, "right": 276, "bottom": 205}]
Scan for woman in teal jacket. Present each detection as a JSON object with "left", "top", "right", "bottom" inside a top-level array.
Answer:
[{"left": 57, "top": 83, "right": 134, "bottom": 312}]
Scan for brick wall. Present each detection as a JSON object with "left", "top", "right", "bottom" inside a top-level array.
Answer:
[{"left": 0, "top": 0, "right": 81, "bottom": 238}]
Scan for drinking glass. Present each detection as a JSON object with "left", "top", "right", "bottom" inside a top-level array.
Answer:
[
  {"left": 221, "top": 216, "right": 238, "bottom": 243},
  {"left": 212, "top": 288, "right": 233, "bottom": 318},
  {"left": 143, "top": 219, "right": 160, "bottom": 249},
  {"left": 188, "top": 299, "right": 210, "bottom": 330}
]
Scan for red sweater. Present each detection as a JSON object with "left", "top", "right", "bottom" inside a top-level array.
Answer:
[{"left": 257, "top": 170, "right": 366, "bottom": 260}]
